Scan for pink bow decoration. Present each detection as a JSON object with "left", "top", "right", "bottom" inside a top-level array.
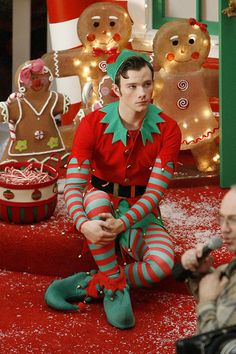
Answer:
[
  {"left": 20, "top": 59, "right": 45, "bottom": 85},
  {"left": 189, "top": 18, "right": 207, "bottom": 32}
]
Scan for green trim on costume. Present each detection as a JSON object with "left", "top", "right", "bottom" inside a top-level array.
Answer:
[{"left": 100, "top": 102, "right": 164, "bottom": 147}]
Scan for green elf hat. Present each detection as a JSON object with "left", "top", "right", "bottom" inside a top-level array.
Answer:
[{"left": 106, "top": 49, "right": 151, "bottom": 82}]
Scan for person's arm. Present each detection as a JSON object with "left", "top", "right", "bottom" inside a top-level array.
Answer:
[
  {"left": 64, "top": 157, "right": 117, "bottom": 245},
  {"left": 197, "top": 272, "right": 230, "bottom": 334},
  {"left": 64, "top": 157, "right": 90, "bottom": 232},
  {"left": 105, "top": 118, "right": 181, "bottom": 233},
  {"left": 119, "top": 158, "right": 174, "bottom": 230}
]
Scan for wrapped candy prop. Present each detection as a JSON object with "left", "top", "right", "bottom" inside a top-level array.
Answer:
[
  {"left": 43, "top": 1, "right": 133, "bottom": 125},
  {"left": 0, "top": 59, "right": 70, "bottom": 164},
  {"left": 152, "top": 18, "right": 219, "bottom": 172}
]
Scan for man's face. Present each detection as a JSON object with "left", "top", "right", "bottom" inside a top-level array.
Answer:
[
  {"left": 219, "top": 189, "right": 236, "bottom": 253},
  {"left": 113, "top": 65, "right": 153, "bottom": 114}
]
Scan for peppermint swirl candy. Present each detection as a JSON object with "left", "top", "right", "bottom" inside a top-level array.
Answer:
[
  {"left": 99, "top": 61, "right": 107, "bottom": 73},
  {"left": 177, "top": 98, "right": 189, "bottom": 110},
  {"left": 177, "top": 80, "right": 189, "bottom": 91},
  {"left": 34, "top": 130, "right": 44, "bottom": 140}
]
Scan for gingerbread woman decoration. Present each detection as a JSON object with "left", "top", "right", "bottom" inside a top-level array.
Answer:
[
  {"left": 0, "top": 59, "right": 70, "bottom": 164},
  {"left": 152, "top": 18, "right": 219, "bottom": 172},
  {"left": 42, "top": 2, "right": 133, "bottom": 117}
]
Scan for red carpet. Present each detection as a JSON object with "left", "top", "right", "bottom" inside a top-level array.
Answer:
[{"left": 0, "top": 184, "right": 232, "bottom": 353}]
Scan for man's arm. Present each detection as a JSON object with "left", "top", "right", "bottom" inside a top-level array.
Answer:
[
  {"left": 197, "top": 272, "right": 229, "bottom": 334},
  {"left": 119, "top": 158, "right": 174, "bottom": 230},
  {"left": 104, "top": 118, "right": 181, "bottom": 233},
  {"left": 101, "top": 158, "right": 174, "bottom": 233},
  {"left": 64, "top": 157, "right": 116, "bottom": 245}
]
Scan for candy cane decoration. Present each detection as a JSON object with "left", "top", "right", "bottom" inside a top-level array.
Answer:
[
  {"left": 8, "top": 120, "right": 16, "bottom": 141},
  {"left": 46, "top": 0, "right": 92, "bottom": 124},
  {"left": 0, "top": 164, "right": 53, "bottom": 185}
]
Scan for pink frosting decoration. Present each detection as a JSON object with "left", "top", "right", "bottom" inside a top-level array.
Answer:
[{"left": 20, "top": 59, "right": 45, "bottom": 86}]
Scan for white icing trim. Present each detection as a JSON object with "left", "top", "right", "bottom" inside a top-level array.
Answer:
[
  {"left": 8, "top": 92, "right": 66, "bottom": 157},
  {"left": 63, "top": 94, "right": 70, "bottom": 114},
  {"left": 23, "top": 92, "right": 53, "bottom": 116},
  {"left": 0, "top": 102, "right": 9, "bottom": 123},
  {"left": 53, "top": 50, "right": 60, "bottom": 78}
]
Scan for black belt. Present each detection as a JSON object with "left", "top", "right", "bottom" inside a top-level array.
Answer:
[{"left": 91, "top": 175, "right": 146, "bottom": 198}]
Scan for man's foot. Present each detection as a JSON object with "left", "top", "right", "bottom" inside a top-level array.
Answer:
[
  {"left": 45, "top": 267, "right": 135, "bottom": 329},
  {"left": 99, "top": 268, "right": 135, "bottom": 329},
  {"left": 44, "top": 270, "right": 97, "bottom": 311},
  {"left": 104, "top": 287, "right": 135, "bottom": 329}
]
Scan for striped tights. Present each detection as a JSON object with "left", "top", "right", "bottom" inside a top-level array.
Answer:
[{"left": 84, "top": 190, "right": 174, "bottom": 287}]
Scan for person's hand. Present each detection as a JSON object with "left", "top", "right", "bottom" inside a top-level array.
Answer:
[
  {"left": 99, "top": 212, "right": 125, "bottom": 234},
  {"left": 81, "top": 220, "right": 117, "bottom": 246},
  {"left": 181, "top": 243, "right": 213, "bottom": 273},
  {"left": 198, "top": 272, "right": 229, "bottom": 302}
]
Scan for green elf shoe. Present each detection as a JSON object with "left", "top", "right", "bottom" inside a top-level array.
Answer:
[
  {"left": 45, "top": 270, "right": 101, "bottom": 311},
  {"left": 99, "top": 268, "right": 135, "bottom": 329}
]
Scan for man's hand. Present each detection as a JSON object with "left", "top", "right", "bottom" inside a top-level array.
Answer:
[
  {"left": 181, "top": 243, "right": 213, "bottom": 273},
  {"left": 199, "top": 272, "right": 229, "bottom": 302},
  {"left": 99, "top": 212, "right": 125, "bottom": 234},
  {"left": 81, "top": 220, "right": 117, "bottom": 246}
]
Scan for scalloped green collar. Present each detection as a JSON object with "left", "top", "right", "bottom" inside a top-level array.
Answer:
[{"left": 100, "top": 101, "right": 164, "bottom": 146}]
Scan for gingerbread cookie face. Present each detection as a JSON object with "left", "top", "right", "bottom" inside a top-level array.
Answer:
[
  {"left": 153, "top": 19, "right": 210, "bottom": 73},
  {"left": 78, "top": 2, "right": 133, "bottom": 52},
  {"left": 17, "top": 60, "right": 53, "bottom": 94}
]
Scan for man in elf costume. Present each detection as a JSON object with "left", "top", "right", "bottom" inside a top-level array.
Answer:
[{"left": 45, "top": 50, "right": 181, "bottom": 329}]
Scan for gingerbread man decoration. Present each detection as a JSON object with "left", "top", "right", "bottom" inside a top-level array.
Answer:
[
  {"left": 152, "top": 18, "right": 219, "bottom": 172},
  {"left": 223, "top": 0, "right": 236, "bottom": 17},
  {"left": 42, "top": 2, "right": 133, "bottom": 117},
  {"left": 0, "top": 59, "right": 70, "bottom": 164}
]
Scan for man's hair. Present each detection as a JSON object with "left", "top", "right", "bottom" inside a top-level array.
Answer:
[{"left": 114, "top": 56, "right": 154, "bottom": 88}]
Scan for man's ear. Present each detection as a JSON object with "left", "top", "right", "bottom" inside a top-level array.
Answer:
[{"left": 112, "top": 83, "right": 121, "bottom": 97}]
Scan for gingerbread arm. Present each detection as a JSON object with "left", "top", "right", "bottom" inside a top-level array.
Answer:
[
  {"left": 42, "top": 48, "right": 82, "bottom": 78},
  {"left": 202, "top": 68, "right": 219, "bottom": 98},
  {"left": 152, "top": 72, "right": 164, "bottom": 104},
  {"left": 0, "top": 102, "right": 9, "bottom": 123},
  {"left": 0, "top": 100, "right": 20, "bottom": 124},
  {"left": 52, "top": 92, "right": 70, "bottom": 117}
]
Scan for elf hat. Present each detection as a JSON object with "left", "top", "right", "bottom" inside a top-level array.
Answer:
[{"left": 106, "top": 49, "right": 151, "bottom": 82}]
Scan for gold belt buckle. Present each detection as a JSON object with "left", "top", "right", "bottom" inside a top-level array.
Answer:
[{"left": 113, "top": 183, "right": 119, "bottom": 197}]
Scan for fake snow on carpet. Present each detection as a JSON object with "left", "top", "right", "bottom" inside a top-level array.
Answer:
[
  {"left": 0, "top": 185, "right": 231, "bottom": 353},
  {"left": 161, "top": 186, "right": 232, "bottom": 266},
  {"left": 0, "top": 270, "right": 196, "bottom": 354}
]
